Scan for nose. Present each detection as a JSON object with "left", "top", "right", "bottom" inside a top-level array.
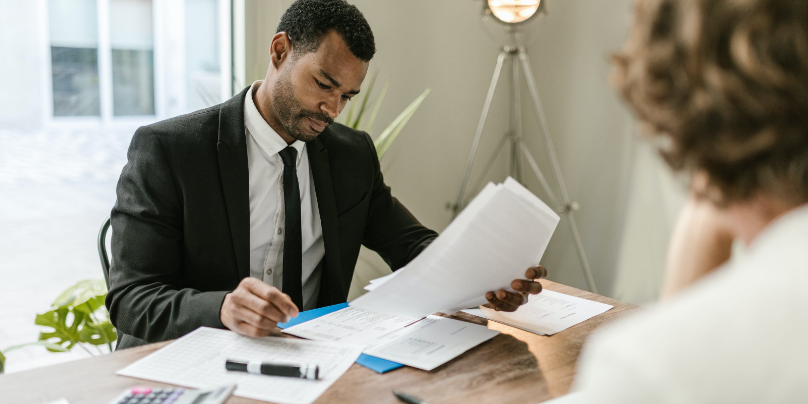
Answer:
[{"left": 320, "top": 95, "right": 340, "bottom": 120}]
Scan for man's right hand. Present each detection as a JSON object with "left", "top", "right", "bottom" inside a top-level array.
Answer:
[{"left": 220, "top": 277, "right": 299, "bottom": 337}]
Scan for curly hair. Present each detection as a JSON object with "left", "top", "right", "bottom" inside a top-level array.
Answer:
[
  {"left": 276, "top": 0, "right": 375, "bottom": 62},
  {"left": 613, "top": 0, "right": 808, "bottom": 204}
]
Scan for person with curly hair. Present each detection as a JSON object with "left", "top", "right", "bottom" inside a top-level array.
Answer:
[
  {"left": 106, "top": 0, "right": 545, "bottom": 349},
  {"left": 551, "top": 0, "right": 808, "bottom": 402}
]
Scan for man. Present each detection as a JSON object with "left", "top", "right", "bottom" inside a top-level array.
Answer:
[
  {"left": 553, "top": 0, "right": 808, "bottom": 402},
  {"left": 107, "top": 0, "right": 545, "bottom": 349}
]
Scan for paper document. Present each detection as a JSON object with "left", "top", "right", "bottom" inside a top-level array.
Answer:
[
  {"left": 351, "top": 178, "right": 560, "bottom": 317},
  {"left": 363, "top": 315, "right": 499, "bottom": 371},
  {"left": 283, "top": 306, "right": 499, "bottom": 371},
  {"left": 117, "top": 327, "right": 363, "bottom": 404},
  {"left": 282, "top": 306, "right": 421, "bottom": 345},
  {"left": 465, "top": 290, "right": 613, "bottom": 335}
]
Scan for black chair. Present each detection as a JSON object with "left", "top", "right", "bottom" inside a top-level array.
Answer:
[{"left": 97, "top": 217, "right": 111, "bottom": 290}]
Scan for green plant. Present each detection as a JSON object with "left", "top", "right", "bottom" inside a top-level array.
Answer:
[
  {"left": 339, "top": 71, "right": 431, "bottom": 161},
  {"left": 0, "top": 280, "right": 116, "bottom": 374}
]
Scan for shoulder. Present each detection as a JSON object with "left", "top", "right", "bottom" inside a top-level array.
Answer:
[
  {"left": 137, "top": 105, "right": 222, "bottom": 147},
  {"left": 575, "top": 256, "right": 808, "bottom": 403},
  {"left": 318, "top": 123, "right": 374, "bottom": 154}
]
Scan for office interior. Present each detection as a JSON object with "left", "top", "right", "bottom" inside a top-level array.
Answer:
[{"left": 0, "top": 0, "right": 678, "bottom": 376}]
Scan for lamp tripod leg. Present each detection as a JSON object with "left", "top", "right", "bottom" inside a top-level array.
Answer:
[
  {"left": 452, "top": 51, "right": 508, "bottom": 219},
  {"left": 518, "top": 49, "right": 598, "bottom": 293}
]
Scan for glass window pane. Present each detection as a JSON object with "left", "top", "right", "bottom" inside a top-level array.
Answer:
[
  {"left": 111, "top": 49, "right": 155, "bottom": 116},
  {"left": 110, "top": 0, "right": 154, "bottom": 116},
  {"left": 51, "top": 47, "right": 101, "bottom": 117},
  {"left": 48, "top": 0, "right": 100, "bottom": 117},
  {"left": 186, "top": 0, "right": 221, "bottom": 110}
]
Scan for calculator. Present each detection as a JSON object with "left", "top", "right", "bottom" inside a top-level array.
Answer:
[{"left": 108, "top": 384, "right": 236, "bottom": 404}]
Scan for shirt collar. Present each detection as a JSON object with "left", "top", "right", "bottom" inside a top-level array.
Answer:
[{"left": 244, "top": 80, "right": 306, "bottom": 162}]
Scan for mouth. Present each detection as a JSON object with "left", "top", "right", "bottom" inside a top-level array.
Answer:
[{"left": 307, "top": 117, "right": 328, "bottom": 133}]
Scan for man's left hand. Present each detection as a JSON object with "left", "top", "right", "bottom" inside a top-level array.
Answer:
[{"left": 485, "top": 265, "right": 547, "bottom": 312}]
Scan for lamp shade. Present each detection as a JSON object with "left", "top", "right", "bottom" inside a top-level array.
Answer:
[{"left": 487, "top": 0, "right": 541, "bottom": 24}]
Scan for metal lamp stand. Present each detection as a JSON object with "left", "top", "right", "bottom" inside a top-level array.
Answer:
[{"left": 449, "top": 34, "right": 598, "bottom": 293}]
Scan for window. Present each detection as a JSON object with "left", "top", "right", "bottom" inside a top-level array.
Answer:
[
  {"left": 48, "top": 0, "right": 101, "bottom": 117},
  {"left": 110, "top": 0, "right": 155, "bottom": 116}
]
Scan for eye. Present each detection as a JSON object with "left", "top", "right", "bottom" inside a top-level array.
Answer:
[
  {"left": 342, "top": 94, "right": 352, "bottom": 101},
  {"left": 315, "top": 79, "right": 330, "bottom": 90}
]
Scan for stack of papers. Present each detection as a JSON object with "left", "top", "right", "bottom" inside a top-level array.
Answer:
[
  {"left": 283, "top": 306, "right": 499, "bottom": 371},
  {"left": 464, "top": 290, "right": 614, "bottom": 335},
  {"left": 117, "top": 328, "right": 363, "bottom": 404},
  {"left": 351, "top": 177, "right": 560, "bottom": 317}
]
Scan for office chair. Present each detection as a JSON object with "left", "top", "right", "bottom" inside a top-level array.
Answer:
[{"left": 98, "top": 217, "right": 111, "bottom": 289}]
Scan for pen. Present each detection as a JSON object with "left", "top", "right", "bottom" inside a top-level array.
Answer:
[
  {"left": 393, "top": 390, "right": 430, "bottom": 404},
  {"left": 225, "top": 359, "right": 320, "bottom": 380}
]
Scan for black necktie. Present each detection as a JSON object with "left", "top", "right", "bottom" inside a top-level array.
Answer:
[{"left": 279, "top": 146, "right": 303, "bottom": 309}]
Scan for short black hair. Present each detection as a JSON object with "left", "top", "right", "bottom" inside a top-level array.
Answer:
[{"left": 276, "top": 0, "right": 375, "bottom": 62}]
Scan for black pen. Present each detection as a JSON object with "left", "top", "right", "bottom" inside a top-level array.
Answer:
[
  {"left": 225, "top": 359, "right": 320, "bottom": 380},
  {"left": 393, "top": 390, "right": 430, "bottom": 404}
]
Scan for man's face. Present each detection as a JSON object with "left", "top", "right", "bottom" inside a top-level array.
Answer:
[{"left": 272, "top": 31, "right": 369, "bottom": 142}]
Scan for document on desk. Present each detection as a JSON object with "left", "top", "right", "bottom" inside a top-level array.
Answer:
[
  {"left": 282, "top": 306, "right": 422, "bottom": 345},
  {"left": 351, "top": 177, "right": 560, "bottom": 317},
  {"left": 117, "top": 327, "right": 363, "bottom": 404},
  {"left": 363, "top": 315, "right": 499, "bottom": 371},
  {"left": 464, "top": 290, "right": 614, "bottom": 336},
  {"left": 283, "top": 307, "right": 499, "bottom": 371}
]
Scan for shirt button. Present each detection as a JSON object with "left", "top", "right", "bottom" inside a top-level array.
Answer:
[
  {"left": 277, "top": 228, "right": 283, "bottom": 235},
  {"left": 266, "top": 267, "right": 273, "bottom": 275}
]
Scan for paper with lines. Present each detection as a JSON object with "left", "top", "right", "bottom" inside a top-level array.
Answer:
[
  {"left": 117, "top": 327, "right": 363, "bottom": 404},
  {"left": 465, "top": 290, "right": 613, "bottom": 335},
  {"left": 351, "top": 177, "right": 560, "bottom": 317}
]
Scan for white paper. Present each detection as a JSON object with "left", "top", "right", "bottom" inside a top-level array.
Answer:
[
  {"left": 117, "top": 327, "right": 363, "bottom": 404},
  {"left": 351, "top": 178, "right": 560, "bottom": 317},
  {"left": 466, "top": 290, "right": 613, "bottom": 335},
  {"left": 363, "top": 316, "right": 499, "bottom": 371},
  {"left": 282, "top": 306, "right": 421, "bottom": 345}
]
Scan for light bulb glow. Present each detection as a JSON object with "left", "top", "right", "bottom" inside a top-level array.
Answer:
[{"left": 487, "top": 0, "right": 540, "bottom": 24}]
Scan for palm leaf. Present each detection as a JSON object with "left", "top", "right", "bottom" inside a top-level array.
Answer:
[
  {"left": 350, "top": 71, "right": 378, "bottom": 128},
  {"left": 374, "top": 88, "right": 431, "bottom": 159},
  {"left": 362, "top": 82, "right": 389, "bottom": 132}
]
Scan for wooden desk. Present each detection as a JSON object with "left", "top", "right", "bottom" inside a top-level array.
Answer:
[{"left": 0, "top": 281, "right": 639, "bottom": 404}]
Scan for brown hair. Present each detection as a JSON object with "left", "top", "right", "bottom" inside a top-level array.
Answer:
[{"left": 613, "top": 0, "right": 808, "bottom": 204}]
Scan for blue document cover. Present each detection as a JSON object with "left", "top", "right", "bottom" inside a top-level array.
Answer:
[{"left": 278, "top": 303, "right": 404, "bottom": 374}]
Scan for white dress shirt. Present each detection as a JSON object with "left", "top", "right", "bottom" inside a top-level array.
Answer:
[
  {"left": 560, "top": 203, "right": 808, "bottom": 403},
  {"left": 244, "top": 80, "right": 324, "bottom": 311}
]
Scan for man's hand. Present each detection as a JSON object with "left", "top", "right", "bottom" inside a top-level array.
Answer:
[
  {"left": 485, "top": 265, "right": 548, "bottom": 312},
  {"left": 220, "top": 277, "right": 299, "bottom": 337}
]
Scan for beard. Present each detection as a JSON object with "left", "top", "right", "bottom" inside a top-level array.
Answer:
[{"left": 271, "top": 70, "right": 334, "bottom": 142}]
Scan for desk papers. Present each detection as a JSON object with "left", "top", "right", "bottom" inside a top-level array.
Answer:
[
  {"left": 117, "top": 327, "right": 363, "bottom": 404},
  {"left": 283, "top": 307, "right": 499, "bottom": 371},
  {"left": 351, "top": 177, "right": 560, "bottom": 317},
  {"left": 464, "top": 290, "right": 613, "bottom": 335}
]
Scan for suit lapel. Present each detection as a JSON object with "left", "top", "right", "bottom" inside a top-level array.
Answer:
[
  {"left": 218, "top": 86, "right": 251, "bottom": 280},
  {"left": 307, "top": 133, "right": 343, "bottom": 304}
]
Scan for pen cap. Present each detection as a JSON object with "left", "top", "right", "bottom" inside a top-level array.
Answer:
[{"left": 225, "top": 360, "right": 248, "bottom": 372}]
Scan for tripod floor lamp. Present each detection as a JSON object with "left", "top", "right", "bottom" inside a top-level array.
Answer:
[{"left": 450, "top": 0, "right": 598, "bottom": 293}]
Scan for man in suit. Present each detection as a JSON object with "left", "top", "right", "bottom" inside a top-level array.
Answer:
[{"left": 107, "top": 0, "right": 546, "bottom": 349}]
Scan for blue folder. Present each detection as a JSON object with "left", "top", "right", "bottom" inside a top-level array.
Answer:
[{"left": 278, "top": 303, "right": 404, "bottom": 374}]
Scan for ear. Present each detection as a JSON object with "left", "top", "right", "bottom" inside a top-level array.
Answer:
[{"left": 269, "top": 32, "right": 292, "bottom": 68}]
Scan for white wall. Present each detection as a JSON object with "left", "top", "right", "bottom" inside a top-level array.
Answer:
[
  {"left": 235, "top": 0, "right": 676, "bottom": 302},
  {"left": 0, "top": 0, "right": 46, "bottom": 129}
]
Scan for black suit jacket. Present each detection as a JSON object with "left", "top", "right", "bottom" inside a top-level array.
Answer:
[{"left": 107, "top": 87, "right": 437, "bottom": 349}]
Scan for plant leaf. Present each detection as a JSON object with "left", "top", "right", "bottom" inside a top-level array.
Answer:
[
  {"left": 375, "top": 88, "right": 431, "bottom": 159},
  {"left": 36, "top": 307, "right": 86, "bottom": 351},
  {"left": 362, "top": 82, "right": 389, "bottom": 132},
  {"left": 350, "top": 71, "right": 377, "bottom": 128},
  {"left": 79, "top": 319, "right": 117, "bottom": 346},
  {"left": 52, "top": 279, "right": 107, "bottom": 309},
  {"left": 0, "top": 350, "right": 5, "bottom": 374}
]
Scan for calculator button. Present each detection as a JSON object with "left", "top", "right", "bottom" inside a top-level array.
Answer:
[{"left": 131, "top": 387, "right": 153, "bottom": 395}]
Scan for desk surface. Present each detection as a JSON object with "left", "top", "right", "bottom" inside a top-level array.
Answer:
[{"left": 0, "top": 281, "right": 639, "bottom": 404}]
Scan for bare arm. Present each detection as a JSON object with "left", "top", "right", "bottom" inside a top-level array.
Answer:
[{"left": 660, "top": 196, "right": 734, "bottom": 300}]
